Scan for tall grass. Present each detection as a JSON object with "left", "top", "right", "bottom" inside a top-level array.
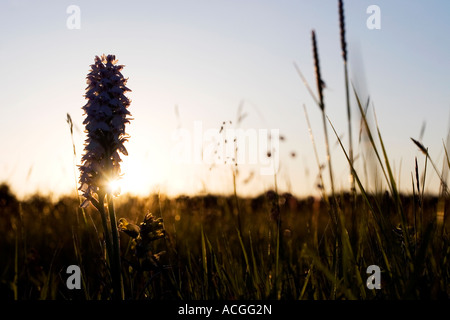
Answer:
[
  {"left": 0, "top": 0, "right": 449, "bottom": 301},
  {"left": 1, "top": 183, "right": 447, "bottom": 299}
]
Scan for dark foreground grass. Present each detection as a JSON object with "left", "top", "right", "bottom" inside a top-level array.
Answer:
[
  {"left": 2, "top": 0, "right": 449, "bottom": 302},
  {"left": 0, "top": 183, "right": 448, "bottom": 300}
]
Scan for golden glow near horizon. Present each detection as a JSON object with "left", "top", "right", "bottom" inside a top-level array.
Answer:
[{"left": 1, "top": 1, "right": 449, "bottom": 199}]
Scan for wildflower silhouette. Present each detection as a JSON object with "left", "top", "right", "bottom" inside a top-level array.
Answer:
[
  {"left": 79, "top": 54, "right": 132, "bottom": 300},
  {"left": 118, "top": 213, "right": 166, "bottom": 271},
  {"left": 79, "top": 54, "right": 132, "bottom": 205}
]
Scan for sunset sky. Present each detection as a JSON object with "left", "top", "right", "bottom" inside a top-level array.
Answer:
[{"left": 1, "top": 0, "right": 449, "bottom": 199}]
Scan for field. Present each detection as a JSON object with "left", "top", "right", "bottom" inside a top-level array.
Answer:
[
  {"left": 1, "top": 1, "right": 449, "bottom": 302},
  {"left": 0, "top": 182, "right": 449, "bottom": 300}
]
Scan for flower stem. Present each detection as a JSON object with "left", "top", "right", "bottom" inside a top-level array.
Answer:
[
  {"left": 107, "top": 193, "right": 124, "bottom": 300},
  {"left": 98, "top": 192, "right": 113, "bottom": 266}
]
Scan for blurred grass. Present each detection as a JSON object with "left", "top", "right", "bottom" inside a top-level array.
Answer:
[{"left": 0, "top": 180, "right": 448, "bottom": 300}]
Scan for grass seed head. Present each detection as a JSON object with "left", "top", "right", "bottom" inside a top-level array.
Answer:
[
  {"left": 338, "top": 0, "right": 347, "bottom": 62},
  {"left": 411, "top": 137, "right": 427, "bottom": 155},
  {"left": 312, "top": 30, "right": 325, "bottom": 111}
]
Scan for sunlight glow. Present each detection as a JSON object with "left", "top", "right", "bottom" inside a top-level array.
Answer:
[
  {"left": 107, "top": 178, "right": 122, "bottom": 196},
  {"left": 117, "top": 157, "right": 155, "bottom": 196}
]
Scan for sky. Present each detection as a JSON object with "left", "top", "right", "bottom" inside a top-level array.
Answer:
[{"left": 1, "top": 0, "right": 449, "bottom": 200}]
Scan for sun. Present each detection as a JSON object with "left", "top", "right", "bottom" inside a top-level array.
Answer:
[
  {"left": 107, "top": 178, "right": 122, "bottom": 196},
  {"left": 110, "top": 157, "right": 153, "bottom": 196}
]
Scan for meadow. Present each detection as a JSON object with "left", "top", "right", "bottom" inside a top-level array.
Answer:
[
  {"left": 0, "top": 180, "right": 448, "bottom": 300},
  {"left": 1, "top": 0, "right": 449, "bottom": 301}
]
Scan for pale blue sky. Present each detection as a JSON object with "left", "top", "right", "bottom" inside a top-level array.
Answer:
[{"left": 1, "top": 0, "right": 449, "bottom": 199}]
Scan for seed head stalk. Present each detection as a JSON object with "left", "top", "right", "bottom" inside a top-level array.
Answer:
[
  {"left": 312, "top": 30, "right": 342, "bottom": 299},
  {"left": 312, "top": 30, "right": 337, "bottom": 220},
  {"left": 339, "top": 0, "right": 355, "bottom": 194},
  {"left": 339, "top": 0, "right": 358, "bottom": 247}
]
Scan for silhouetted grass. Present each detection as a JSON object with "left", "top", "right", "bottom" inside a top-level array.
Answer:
[
  {"left": 0, "top": 182, "right": 448, "bottom": 300},
  {"left": 1, "top": 0, "right": 449, "bottom": 301}
]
